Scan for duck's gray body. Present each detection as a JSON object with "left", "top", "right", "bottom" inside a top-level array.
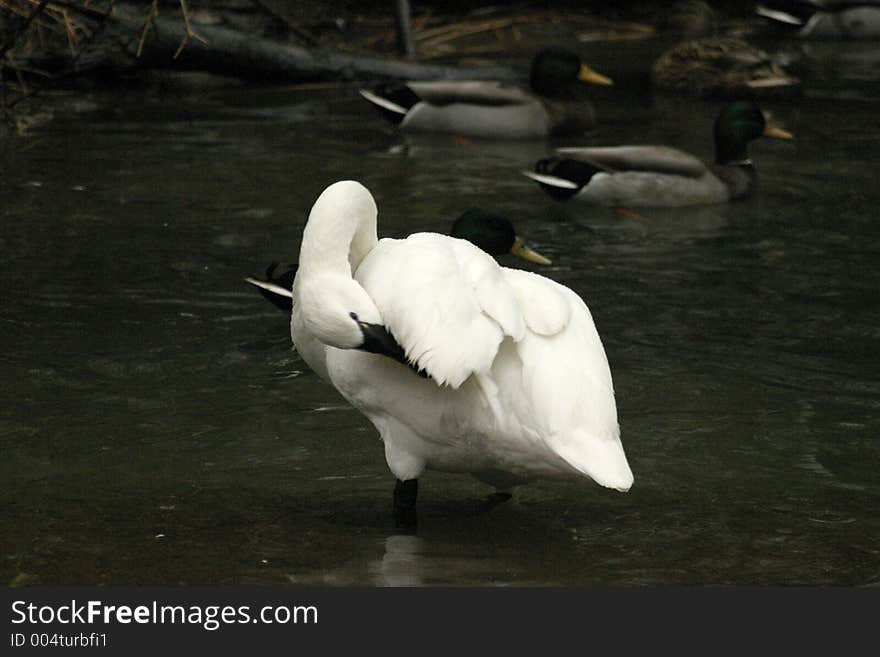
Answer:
[
  {"left": 401, "top": 98, "right": 552, "bottom": 139},
  {"left": 526, "top": 145, "right": 754, "bottom": 207},
  {"left": 368, "top": 80, "right": 596, "bottom": 140},
  {"left": 573, "top": 169, "right": 730, "bottom": 207},
  {"left": 802, "top": 7, "right": 880, "bottom": 37}
]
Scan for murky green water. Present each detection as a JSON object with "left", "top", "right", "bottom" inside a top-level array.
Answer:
[{"left": 2, "top": 42, "right": 879, "bottom": 586}]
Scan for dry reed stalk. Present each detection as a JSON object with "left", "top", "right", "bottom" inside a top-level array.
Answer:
[
  {"left": 576, "top": 30, "right": 656, "bottom": 43},
  {"left": 173, "top": 0, "right": 206, "bottom": 59},
  {"left": 136, "top": 0, "right": 157, "bottom": 57},
  {"left": 416, "top": 11, "right": 654, "bottom": 47}
]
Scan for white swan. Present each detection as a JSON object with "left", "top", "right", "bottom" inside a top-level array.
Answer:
[{"left": 291, "top": 181, "right": 633, "bottom": 525}]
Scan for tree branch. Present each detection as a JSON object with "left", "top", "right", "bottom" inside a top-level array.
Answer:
[{"left": 0, "top": 0, "right": 51, "bottom": 61}]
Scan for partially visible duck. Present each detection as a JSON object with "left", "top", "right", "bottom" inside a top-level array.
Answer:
[
  {"left": 757, "top": 1, "right": 880, "bottom": 39},
  {"left": 246, "top": 208, "right": 551, "bottom": 312},
  {"left": 359, "top": 48, "right": 612, "bottom": 139},
  {"left": 652, "top": 36, "right": 799, "bottom": 97}
]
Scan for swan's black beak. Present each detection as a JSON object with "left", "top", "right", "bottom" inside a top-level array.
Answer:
[{"left": 350, "top": 313, "right": 429, "bottom": 378}]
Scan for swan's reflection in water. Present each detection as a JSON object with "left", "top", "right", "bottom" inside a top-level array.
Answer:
[
  {"left": 370, "top": 534, "right": 426, "bottom": 587},
  {"left": 285, "top": 532, "right": 492, "bottom": 587}
]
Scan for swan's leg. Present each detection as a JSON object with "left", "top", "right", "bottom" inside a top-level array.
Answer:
[{"left": 393, "top": 478, "right": 418, "bottom": 529}]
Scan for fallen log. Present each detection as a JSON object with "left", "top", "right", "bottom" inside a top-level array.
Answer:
[{"left": 85, "top": 2, "right": 522, "bottom": 83}]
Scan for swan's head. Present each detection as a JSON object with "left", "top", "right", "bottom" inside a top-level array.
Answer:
[{"left": 298, "top": 272, "right": 384, "bottom": 350}]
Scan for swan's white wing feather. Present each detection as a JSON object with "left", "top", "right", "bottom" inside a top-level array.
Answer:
[
  {"left": 496, "top": 272, "right": 632, "bottom": 490},
  {"left": 355, "top": 233, "right": 524, "bottom": 388},
  {"left": 502, "top": 268, "right": 571, "bottom": 335},
  {"left": 354, "top": 232, "right": 632, "bottom": 489}
]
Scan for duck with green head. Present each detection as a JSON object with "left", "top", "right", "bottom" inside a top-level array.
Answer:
[
  {"left": 359, "top": 48, "right": 612, "bottom": 139},
  {"left": 523, "top": 100, "right": 793, "bottom": 207},
  {"left": 246, "top": 208, "right": 551, "bottom": 312}
]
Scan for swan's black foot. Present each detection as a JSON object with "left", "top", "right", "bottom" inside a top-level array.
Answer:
[
  {"left": 393, "top": 478, "right": 418, "bottom": 530},
  {"left": 477, "top": 491, "right": 513, "bottom": 514}
]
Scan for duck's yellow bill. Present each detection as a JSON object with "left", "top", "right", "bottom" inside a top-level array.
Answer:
[
  {"left": 578, "top": 64, "right": 613, "bottom": 86},
  {"left": 511, "top": 237, "right": 552, "bottom": 265},
  {"left": 763, "top": 124, "right": 794, "bottom": 140}
]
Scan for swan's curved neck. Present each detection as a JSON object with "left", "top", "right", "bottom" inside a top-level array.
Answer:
[
  {"left": 298, "top": 183, "right": 379, "bottom": 276},
  {"left": 293, "top": 182, "right": 385, "bottom": 351}
]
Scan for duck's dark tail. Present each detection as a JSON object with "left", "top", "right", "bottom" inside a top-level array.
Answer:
[
  {"left": 522, "top": 158, "right": 600, "bottom": 201},
  {"left": 244, "top": 262, "right": 296, "bottom": 314},
  {"left": 755, "top": 3, "right": 808, "bottom": 28},
  {"left": 359, "top": 83, "right": 420, "bottom": 124}
]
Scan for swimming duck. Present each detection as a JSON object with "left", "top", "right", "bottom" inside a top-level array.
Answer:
[
  {"left": 652, "top": 37, "right": 799, "bottom": 97},
  {"left": 245, "top": 208, "right": 551, "bottom": 313},
  {"left": 523, "top": 100, "right": 793, "bottom": 207},
  {"left": 757, "top": 1, "right": 880, "bottom": 38},
  {"left": 289, "top": 181, "right": 633, "bottom": 526},
  {"left": 359, "top": 48, "right": 612, "bottom": 139}
]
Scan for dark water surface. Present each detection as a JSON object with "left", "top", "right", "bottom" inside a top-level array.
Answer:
[{"left": 2, "top": 45, "right": 879, "bottom": 586}]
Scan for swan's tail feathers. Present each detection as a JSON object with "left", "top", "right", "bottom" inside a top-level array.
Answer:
[{"left": 551, "top": 430, "right": 634, "bottom": 493}]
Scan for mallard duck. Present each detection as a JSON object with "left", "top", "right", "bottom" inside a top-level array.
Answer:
[
  {"left": 756, "top": 1, "right": 880, "bottom": 38},
  {"left": 245, "top": 208, "right": 551, "bottom": 313},
  {"left": 652, "top": 37, "right": 799, "bottom": 96},
  {"left": 359, "top": 48, "right": 612, "bottom": 139},
  {"left": 289, "top": 181, "right": 633, "bottom": 526},
  {"left": 523, "top": 100, "right": 793, "bottom": 207}
]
